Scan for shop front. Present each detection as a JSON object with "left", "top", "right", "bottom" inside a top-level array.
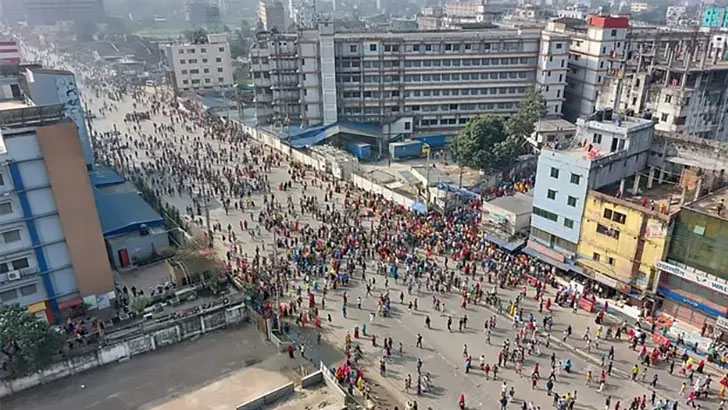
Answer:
[{"left": 656, "top": 261, "right": 728, "bottom": 339}]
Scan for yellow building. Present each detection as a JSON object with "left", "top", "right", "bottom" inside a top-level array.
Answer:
[{"left": 577, "top": 190, "right": 673, "bottom": 292}]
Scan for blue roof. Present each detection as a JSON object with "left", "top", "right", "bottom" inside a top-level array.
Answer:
[
  {"left": 88, "top": 166, "right": 125, "bottom": 188},
  {"left": 287, "top": 121, "right": 384, "bottom": 149},
  {"left": 94, "top": 191, "right": 164, "bottom": 236}
]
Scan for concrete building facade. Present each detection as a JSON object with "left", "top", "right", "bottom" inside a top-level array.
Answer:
[
  {"left": 160, "top": 33, "right": 234, "bottom": 94},
  {"left": 528, "top": 115, "right": 654, "bottom": 265},
  {"left": 250, "top": 22, "right": 568, "bottom": 135},
  {"left": 0, "top": 106, "right": 114, "bottom": 323},
  {"left": 258, "top": 0, "right": 287, "bottom": 32}
]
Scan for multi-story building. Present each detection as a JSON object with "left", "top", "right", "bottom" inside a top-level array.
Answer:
[
  {"left": 526, "top": 114, "right": 654, "bottom": 268},
  {"left": 577, "top": 188, "right": 676, "bottom": 294},
  {"left": 657, "top": 188, "right": 728, "bottom": 338},
  {"left": 0, "top": 66, "right": 114, "bottom": 322},
  {"left": 160, "top": 33, "right": 234, "bottom": 94},
  {"left": 629, "top": 2, "right": 651, "bottom": 13},
  {"left": 545, "top": 16, "right": 629, "bottom": 121},
  {"left": 599, "top": 27, "right": 728, "bottom": 140},
  {"left": 665, "top": 6, "right": 688, "bottom": 27},
  {"left": 258, "top": 0, "right": 287, "bottom": 32},
  {"left": 250, "top": 21, "right": 568, "bottom": 135}
]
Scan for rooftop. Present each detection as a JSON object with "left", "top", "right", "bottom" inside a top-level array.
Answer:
[
  {"left": 534, "top": 118, "right": 576, "bottom": 133},
  {"left": 596, "top": 174, "right": 684, "bottom": 218},
  {"left": 686, "top": 187, "right": 728, "bottom": 221},
  {"left": 486, "top": 191, "right": 534, "bottom": 215},
  {"left": 576, "top": 115, "right": 654, "bottom": 135},
  {"left": 94, "top": 191, "right": 164, "bottom": 237},
  {"left": 0, "top": 99, "right": 30, "bottom": 111}
]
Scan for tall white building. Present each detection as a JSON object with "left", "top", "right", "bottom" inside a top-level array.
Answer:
[
  {"left": 250, "top": 21, "right": 568, "bottom": 132},
  {"left": 544, "top": 15, "right": 629, "bottom": 121},
  {"left": 160, "top": 33, "right": 234, "bottom": 94}
]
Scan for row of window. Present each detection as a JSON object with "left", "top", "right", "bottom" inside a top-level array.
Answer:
[
  {"left": 0, "top": 283, "right": 38, "bottom": 302},
  {"left": 181, "top": 77, "right": 227, "bottom": 85},
  {"left": 340, "top": 101, "right": 517, "bottom": 116},
  {"left": 546, "top": 189, "right": 579, "bottom": 208},
  {"left": 341, "top": 87, "right": 527, "bottom": 100},
  {"left": 178, "top": 47, "right": 225, "bottom": 54},
  {"left": 181, "top": 67, "right": 225, "bottom": 75},
  {"left": 338, "top": 71, "right": 530, "bottom": 84},
  {"left": 178, "top": 57, "right": 223, "bottom": 64},
  {"left": 533, "top": 206, "right": 576, "bottom": 229},
  {"left": 351, "top": 41, "right": 526, "bottom": 54},
  {"left": 0, "top": 256, "right": 30, "bottom": 273},
  {"left": 549, "top": 167, "right": 582, "bottom": 185},
  {"left": 337, "top": 57, "right": 534, "bottom": 69}
]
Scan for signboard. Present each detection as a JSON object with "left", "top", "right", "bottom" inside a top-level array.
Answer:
[
  {"left": 578, "top": 297, "right": 595, "bottom": 313},
  {"left": 657, "top": 261, "right": 728, "bottom": 296},
  {"left": 717, "top": 316, "right": 728, "bottom": 330},
  {"left": 658, "top": 286, "right": 725, "bottom": 318},
  {"left": 527, "top": 240, "right": 565, "bottom": 263},
  {"left": 645, "top": 222, "right": 667, "bottom": 239}
]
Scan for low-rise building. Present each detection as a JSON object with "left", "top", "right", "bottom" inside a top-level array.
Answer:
[{"left": 528, "top": 118, "right": 576, "bottom": 151}]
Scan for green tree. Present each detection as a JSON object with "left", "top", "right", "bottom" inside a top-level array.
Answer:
[
  {"left": 452, "top": 115, "right": 522, "bottom": 172},
  {"left": 506, "top": 86, "right": 547, "bottom": 139},
  {"left": 0, "top": 306, "right": 63, "bottom": 378}
]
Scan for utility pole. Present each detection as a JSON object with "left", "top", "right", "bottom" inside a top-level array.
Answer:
[
  {"left": 424, "top": 144, "right": 432, "bottom": 204},
  {"left": 202, "top": 186, "right": 213, "bottom": 248}
]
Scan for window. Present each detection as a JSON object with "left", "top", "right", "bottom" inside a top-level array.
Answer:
[
  {"left": 533, "top": 206, "right": 558, "bottom": 222},
  {"left": 547, "top": 189, "right": 557, "bottom": 200},
  {"left": 219, "top": 47, "right": 225, "bottom": 52},
  {"left": 607, "top": 257, "right": 615, "bottom": 266},
  {"left": 665, "top": 95, "right": 672, "bottom": 103},
  {"left": 216, "top": 57, "right": 222, "bottom": 63},
  {"left": 0, "top": 172, "right": 4, "bottom": 185},
  {"left": 603, "top": 208, "right": 613, "bottom": 220},
  {"left": 593, "top": 133, "right": 602, "bottom": 144},
  {"left": 204, "top": 78, "right": 211, "bottom": 83},
  {"left": 611, "top": 29, "right": 617, "bottom": 37},
  {"left": 218, "top": 77, "right": 224, "bottom": 83},
  {"left": 182, "top": 79, "right": 188, "bottom": 84},
  {"left": 556, "top": 43, "right": 562, "bottom": 49},
  {"left": 188, "top": 59, "right": 197, "bottom": 64},
  {"left": 9, "top": 258, "right": 25, "bottom": 269},
  {"left": 0, "top": 201, "right": 11, "bottom": 215},
  {"left": 2, "top": 229, "right": 20, "bottom": 243},
  {"left": 179, "top": 59, "right": 186, "bottom": 64},
  {"left": 570, "top": 173, "right": 581, "bottom": 185},
  {"left": 202, "top": 58, "right": 208, "bottom": 63},
  {"left": 550, "top": 167, "right": 559, "bottom": 179},
  {"left": 19, "top": 283, "right": 36, "bottom": 296},
  {"left": 612, "top": 211, "right": 626, "bottom": 224},
  {"left": 564, "top": 218, "right": 574, "bottom": 229},
  {"left": 370, "top": 44, "right": 377, "bottom": 51},
  {"left": 567, "top": 196, "right": 577, "bottom": 207},
  {"left": 596, "top": 223, "right": 620, "bottom": 239},
  {"left": 0, "top": 289, "right": 16, "bottom": 301},
  {"left": 203, "top": 68, "right": 209, "bottom": 73},
  {"left": 188, "top": 48, "right": 195, "bottom": 53},
  {"left": 181, "top": 69, "right": 187, "bottom": 74},
  {"left": 189, "top": 69, "right": 199, "bottom": 74},
  {"left": 593, "top": 252, "right": 601, "bottom": 262}
]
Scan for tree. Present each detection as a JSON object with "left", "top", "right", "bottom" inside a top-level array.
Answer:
[
  {"left": 0, "top": 306, "right": 63, "bottom": 378},
  {"left": 452, "top": 115, "right": 523, "bottom": 173},
  {"left": 183, "top": 28, "right": 209, "bottom": 44},
  {"left": 506, "top": 86, "right": 547, "bottom": 139}
]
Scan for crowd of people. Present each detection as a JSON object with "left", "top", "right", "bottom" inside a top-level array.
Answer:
[{"left": 21, "top": 39, "right": 728, "bottom": 410}]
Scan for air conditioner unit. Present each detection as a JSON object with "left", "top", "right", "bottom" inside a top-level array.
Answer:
[{"left": 6, "top": 270, "right": 21, "bottom": 281}]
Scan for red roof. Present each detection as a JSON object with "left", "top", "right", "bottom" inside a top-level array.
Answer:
[{"left": 588, "top": 16, "right": 629, "bottom": 28}]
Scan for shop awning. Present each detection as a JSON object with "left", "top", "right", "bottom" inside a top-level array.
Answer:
[
  {"left": 27, "top": 301, "right": 46, "bottom": 313},
  {"left": 522, "top": 246, "right": 583, "bottom": 274},
  {"left": 484, "top": 234, "right": 526, "bottom": 252}
]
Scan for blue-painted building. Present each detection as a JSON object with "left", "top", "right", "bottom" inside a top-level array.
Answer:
[{"left": 701, "top": 6, "right": 728, "bottom": 28}]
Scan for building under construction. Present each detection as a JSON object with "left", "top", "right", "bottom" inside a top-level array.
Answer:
[{"left": 598, "top": 28, "right": 728, "bottom": 141}]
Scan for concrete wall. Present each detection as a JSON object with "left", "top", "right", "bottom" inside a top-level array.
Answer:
[
  {"left": 0, "top": 303, "right": 248, "bottom": 398},
  {"left": 107, "top": 230, "right": 170, "bottom": 268},
  {"left": 351, "top": 173, "right": 417, "bottom": 209},
  {"left": 36, "top": 121, "right": 113, "bottom": 298},
  {"left": 235, "top": 382, "right": 294, "bottom": 410}
]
